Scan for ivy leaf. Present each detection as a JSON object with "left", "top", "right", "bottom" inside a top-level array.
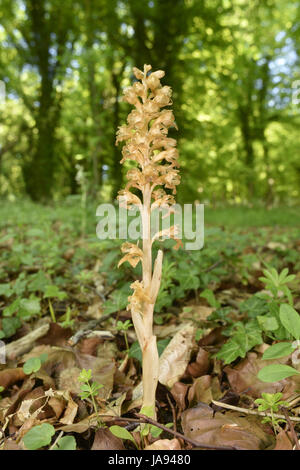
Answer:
[
  {"left": 216, "top": 338, "right": 244, "bottom": 364},
  {"left": 0, "top": 283, "right": 13, "bottom": 298},
  {"left": 18, "top": 298, "right": 41, "bottom": 319},
  {"left": 103, "top": 286, "right": 130, "bottom": 315}
]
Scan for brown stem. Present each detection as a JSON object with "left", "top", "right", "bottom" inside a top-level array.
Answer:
[{"left": 281, "top": 407, "right": 300, "bottom": 450}]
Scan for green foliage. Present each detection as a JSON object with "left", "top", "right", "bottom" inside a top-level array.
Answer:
[
  {"left": 254, "top": 393, "right": 289, "bottom": 430},
  {"left": 23, "top": 423, "right": 55, "bottom": 450},
  {"left": 43, "top": 285, "right": 68, "bottom": 301},
  {"left": 23, "top": 423, "right": 76, "bottom": 450},
  {"left": 78, "top": 368, "right": 103, "bottom": 401},
  {"left": 109, "top": 425, "right": 138, "bottom": 448},
  {"left": 23, "top": 353, "right": 48, "bottom": 375},
  {"left": 52, "top": 435, "right": 76, "bottom": 451},
  {"left": 262, "top": 342, "right": 296, "bottom": 360},
  {"left": 259, "top": 267, "right": 295, "bottom": 305},
  {"left": 103, "top": 284, "right": 130, "bottom": 315},
  {"left": 78, "top": 368, "right": 103, "bottom": 427},
  {"left": 279, "top": 304, "right": 300, "bottom": 340},
  {"left": 216, "top": 267, "right": 300, "bottom": 365},
  {"left": 258, "top": 364, "right": 300, "bottom": 382},
  {"left": 216, "top": 321, "right": 263, "bottom": 364}
]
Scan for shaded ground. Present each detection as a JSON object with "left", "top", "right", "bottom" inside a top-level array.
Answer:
[{"left": 0, "top": 200, "right": 299, "bottom": 450}]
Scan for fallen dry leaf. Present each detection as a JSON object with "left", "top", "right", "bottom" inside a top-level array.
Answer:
[
  {"left": 59, "top": 396, "right": 78, "bottom": 425},
  {"left": 91, "top": 428, "right": 125, "bottom": 450},
  {"left": 159, "top": 323, "right": 196, "bottom": 388},
  {"left": 185, "top": 347, "right": 211, "bottom": 378},
  {"left": 274, "top": 430, "right": 294, "bottom": 450},
  {"left": 225, "top": 352, "right": 295, "bottom": 399},
  {"left": 181, "top": 403, "right": 274, "bottom": 450},
  {"left": 187, "top": 375, "right": 213, "bottom": 406},
  {"left": 0, "top": 368, "right": 26, "bottom": 389},
  {"left": 170, "top": 382, "right": 189, "bottom": 410},
  {"left": 145, "top": 438, "right": 181, "bottom": 450}
]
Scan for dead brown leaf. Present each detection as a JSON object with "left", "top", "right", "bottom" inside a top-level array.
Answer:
[
  {"left": 145, "top": 438, "right": 181, "bottom": 450},
  {"left": 187, "top": 375, "right": 213, "bottom": 406},
  {"left": 159, "top": 323, "right": 196, "bottom": 388},
  {"left": 181, "top": 403, "right": 274, "bottom": 450},
  {"left": 185, "top": 347, "right": 211, "bottom": 378},
  {"left": 225, "top": 352, "right": 294, "bottom": 399},
  {"left": 170, "top": 382, "right": 189, "bottom": 411},
  {"left": 91, "top": 428, "right": 125, "bottom": 450},
  {"left": 0, "top": 368, "right": 26, "bottom": 389}
]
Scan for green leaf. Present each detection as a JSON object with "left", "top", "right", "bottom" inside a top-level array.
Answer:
[
  {"left": 3, "top": 299, "right": 20, "bottom": 317},
  {"left": 258, "top": 364, "right": 300, "bottom": 383},
  {"left": 0, "top": 283, "right": 13, "bottom": 297},
  {"left": 149, "top": 425, "right": 163, "bottom": 438},
  {"left": 109, "top": 426, "right": 137, "bottom": 447},
  {"left": 1, "top": 317, "right": 21, "bottom": 338},
  {"left": 18, "top": 298, "right": 41, "bottom": 318},
  {"left": 262, "top": 342, "right": 295, "bottom": 360},
  {"left": 239, "top": 295, "right": 269, "bottom": 317},
  {"left": 279, "top": 304, "right": 300, "bottom": 340},
  {"left": 23, "top": 357, "right": 42, "bottom": 375},
  {"left": 78, "top": 368, "right": 92, "bottom": 382},
  {"left": 217, "top": 320, "right": 262, "bottom": 364},
  {"left": 257, "top": 315, "right": 278, "bottom": 332},
  {"left": 23, "top": 423, "right": 55, "bottom": 450},
  {"left": 44, "top": 285, "right": 67, "bottom": 300},
  {"left": 200, "top": 289, "right": 220, "bottom": 308},
  {"left": 52, "top": 435, "right": 76, "bottom": 450},
  {"left": 216, "top": 338, "right": 244, "bottom": 364},
  {"left": 103, "top": 287, "right": 129, "bottom": 315}
]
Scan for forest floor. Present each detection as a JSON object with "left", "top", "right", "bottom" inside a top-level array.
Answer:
[{"left": 0, "top": 200, "right": 300, "bottom": 450}]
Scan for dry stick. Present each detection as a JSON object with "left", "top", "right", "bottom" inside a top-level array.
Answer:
[
  {"left": 281, "top": 407, "right": 300, "bottom": 450},
  {"left": 68, "top": 311, "right": 116, "bottom": 346},
  {"left": 133, "top": 413, "right": 237, "bottom": 450},
  {"left": 212, "top": 399, "right": 300, "bottom": 423},
  {"left": 5, "top": 323, "right": 50, "bottom": 360}
]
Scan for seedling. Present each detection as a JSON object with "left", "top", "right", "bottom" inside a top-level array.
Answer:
[
  {"left": 116, "top": 64, "right": 180, "bottom": 418},
  {"left": 78, "top": 368, "right": 104, "bottom": 426},
  {"left": 254, "top": 392, "right": 288, "bottom": 433},
  {"left": 116, "top": 319, "right": 133, "bottom": 351},
  {"left": 59, "top": 306, "right": 75, "bottom": 329}
]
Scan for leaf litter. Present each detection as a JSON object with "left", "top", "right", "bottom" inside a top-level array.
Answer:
[{"left": 0, "top": 210, "right": 300, "bottom": 450}]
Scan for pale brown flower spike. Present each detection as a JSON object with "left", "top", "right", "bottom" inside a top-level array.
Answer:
[{"left": 116, "top": 64, "right": 180, "bottom": 418}]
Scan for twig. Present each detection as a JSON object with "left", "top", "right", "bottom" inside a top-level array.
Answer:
[
  {"left": 205, "top": 260, "right": 223, "bottom": 273},
  {"left": 133, "top": 413, "right": 237, "bottom": 450},
  {"left": 68, "top": 312, "right": 116, "bottom": 345},
  {"left": 281, "top": 408, "right": 300, "bottom": 450},
  {"left": 5, "top": 323, "right": 50, "bottom": 360},
  {"left": 49, "top": 431, "right": 64, "bottom": 450},
  {"left": 212, "top": 400, "right": 300, "bottom": 423}
]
